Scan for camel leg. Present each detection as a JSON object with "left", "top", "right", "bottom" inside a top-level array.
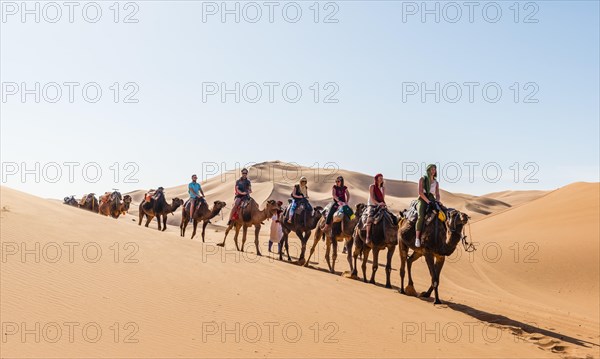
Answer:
[
  {"left": 145, "top": 214, "right": 154, "bottom": 228},
  {"left": 361, "top": 246, "right": 371, "bottom": 283},
  {"left": 345, "top": 239, "right": 354, "bottom": 276},
  {"left": 254, "top": 224, "right": 262, "bottom": 256},
  {"left": 420, "top": 253, "right": 437, "bottom": 300},
  {"left": 191, "top": 219, "right": 199, "bottom": 239},
  {"left": 297, "top": 230, "right": 307, "bottom": 264},
  {"left": 240, "top": 225, "right": 248, "bottom": 252},
  {"left": 138, "top": 211, "right": 144, "bottom": 226},
  {"left": 278, "top": 233, "right": 286, "bottom": 261},
  {"left": 201, "top": 220, "right": 209, "bottom": 243},
  {"left": 162, "top": 215, "right": 167, "bottom": 232},
  {"left": 399, "top": 242, "right": 409, "bottom": 294},
  {"left": 422, "top": 255, "right": 445, "bottom": 304},
  {"left": 331, "top": 239, "right": 339, "bottom": 274},
  {"left": 156, "top": 215, "right": 162, "bottom": 231},
  {"left": 233, "top": 226, "right": 241, "bottom": 251},
  {"left": 433, "top": 256, "right": 446, "bottom": 304},
  {"left": 180, "top": 215, "right": 189, "bottom": 237},
  {"left": 406, "top": 250, "right": 423, "bottom": 292},
  {"left": 284, "top": 231, "right": 292, "bottom": 262},
  {"left": 218, "top": 224, "right": 232, "bottom": 247},
  {"left": 369, "top": 248, "right": 380, "bottom": 284},
  {"left": 352, "top": 241, "right": 361, "bottom": 277},
  {"left": 305, "top": 230, "right": 322, "bottom": 267},
  {"left": 324, "top": 237, "right": 333, "bottom": 272},
  {"left": 385, "top": 245, "right": 396, "bottom": 289}
]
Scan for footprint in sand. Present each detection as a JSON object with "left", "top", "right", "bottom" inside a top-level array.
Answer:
[{"left": 550, "top": 345, "right": 566, "bottom": 353}]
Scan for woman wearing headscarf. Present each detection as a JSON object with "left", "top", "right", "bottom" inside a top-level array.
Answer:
[
  {"left": 365, "top": 173, "right": 386, "bottom": 245},
  {"left": 415, "top": 164, "right": 440, "bottom": 247}
]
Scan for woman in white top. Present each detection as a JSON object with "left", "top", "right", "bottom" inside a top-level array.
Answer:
[
  {"left": 365, "top": 174, "right": 386, "bottom": 245},
  {"left": 415, "top": 164, "right": 441, "bottom": 248}
]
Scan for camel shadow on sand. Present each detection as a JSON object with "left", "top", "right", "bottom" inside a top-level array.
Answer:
[
  {"left": 291, "top": 252, "right": 598, "bottom": 355},
  {"left": 416, "top": 296, "right": 599, "bottom": 354}
]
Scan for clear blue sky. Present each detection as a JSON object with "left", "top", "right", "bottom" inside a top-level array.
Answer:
[{"left": 1, "top": 0, "right": 599, "bottom": 198}]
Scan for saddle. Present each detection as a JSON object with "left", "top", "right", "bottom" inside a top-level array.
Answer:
[
  {"left": 404, "top": 200, "right": 419, "bottom": 223},
  {"left": 110, "top": 191, "right": 122, "bottom": 202},
  {"left": 332, "top": 205, "right": 355, "bottom": 223},
  {"left": 372, "top": 207, "right": 399, "bottom": 226},
  {"left": 231, "top": 197, "right": 252, "bottom": 221},
  {"left": 240, "top": 197, "right": 252, "bottom": 209},
  {"left": 79, "top": 193, "right": 95, "bottom": 206},
  {"left": 145, "top": 188, "right": 164, "bottom": 202},
  {"left": 100, "top": 192, "right": 111, "bottom": 204},
  {"left": 184, "top": 197, "right": 206, "bottom": 213},
  {"left": 403, "top": 199, "right": 449, "bottom": 228},
  {"left": 283, "top": 200, "right": 311, "bottom": 220}
]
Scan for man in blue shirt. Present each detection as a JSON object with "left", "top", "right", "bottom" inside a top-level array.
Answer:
[{"left": 189, "top": 174, "right": 205, "bottom": 219}]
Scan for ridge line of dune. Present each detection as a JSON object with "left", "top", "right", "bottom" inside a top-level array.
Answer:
[{"left": 469, "top": 186, "right": 561, "bottom": 225}]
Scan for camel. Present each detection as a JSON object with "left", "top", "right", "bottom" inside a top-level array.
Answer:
[
  {"left": 398, "top": 208, "right": 470, "bottom": 304},
  {"left": 78, "top": 193, "right": 99, "bottom": 213},
  {"left": 352, "top": 207, "right": 399, "bottom": 288},
  {"left": 98, "top": 191, "right": 125, "bottom": 218},
  {"left": 180, "top": 199, "right": 227, "bottom": 241},
  {"left": 119, "top": 195, "right": 132, "bottom": 216},
  {"left": 278, "top": 201, "right": 324, "bottom": 263},
  {"left": 217, "top": 198, "right": 279, "bottom": 256},
  {"left": 63, "top": 196, "right": 79, "bottom": 207},
  {"left": 138, "top": 191, "right": 184, "bottom": 231},
  {"left": 305, "top": 203, "right": 366, "bottom": 273}
]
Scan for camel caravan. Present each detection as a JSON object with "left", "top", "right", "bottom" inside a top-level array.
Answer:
[
  {"left": 63, "top": 165, "right": 474, "bottom": 305},
  {"left": 64, "top": 190, "right": 132, "bottom": 218}
]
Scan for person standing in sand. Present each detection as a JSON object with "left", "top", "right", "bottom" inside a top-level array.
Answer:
[
  {"left": 269, "top": 201, "right": 284, "bottom": 253},
  {"left": 415, "top": 164, "right": 441, "bottom": 248},
  {"left": 228, "top": 168, "right": 252, "bottom": 225},
  {"left": 188, "top": 174, "right": 205, "bottom": 219}
]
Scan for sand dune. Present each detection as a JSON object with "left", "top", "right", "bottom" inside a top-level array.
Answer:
[
  {"left": 1, "top": 163, "right": 598, "bottom": 358},
  {"left": 483, "top": 189, "right": 549, "bottom": 207},
  {"left": 126, "top": 161, "right": 534, "bottom": 230}
]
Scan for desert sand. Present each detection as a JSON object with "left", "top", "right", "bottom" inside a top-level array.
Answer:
[{"left": 1, "top": 161, "right": 598, "bottom": 358}]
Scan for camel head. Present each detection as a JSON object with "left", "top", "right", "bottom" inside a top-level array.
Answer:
[
  {"left": 311, "top": 206, "right": 324, "bottom": 221},
  {"left": 354, "top": 203, "right": 367, "bottom": 217},
  {"left": 213, "top": 200, "right": 227, "bottom": 210},
  {"left": 119, "top": 195, "right": 132, "bottom": 214},
  {"left": 172, "top": 197, "right": 185, "bottom": 208},
  {"left": 265, "top": 199, "right": 279, "bottom": 214},
  {"left": 398, "top": 209, "right": 408, "bottom": 219},
  {"left": 122, "top": 194, "right": 132, "bottom": 208},
  {"left": 447, "top": 209, "right": 469, "bottom": 230}
]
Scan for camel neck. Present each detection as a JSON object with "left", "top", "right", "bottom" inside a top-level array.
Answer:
[{"left": 440, "top": 224, "right": 464, "bottom": 256}]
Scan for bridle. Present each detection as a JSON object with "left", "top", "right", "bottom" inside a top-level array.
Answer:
[{"left": 447, "top": 210, "right": 476, "bottom": 253}]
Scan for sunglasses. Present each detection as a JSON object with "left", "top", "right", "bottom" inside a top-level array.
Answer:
[{"left": 242, "top": 172, "right": 248, "bottom": 175}]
